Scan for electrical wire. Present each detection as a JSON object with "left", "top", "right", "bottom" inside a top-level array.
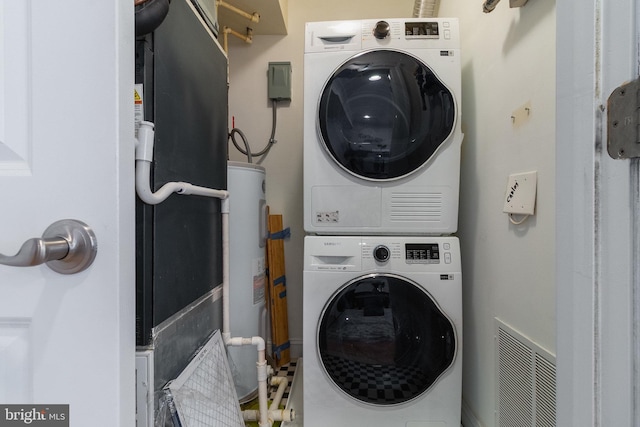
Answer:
[
  {"left": 230, "top": 99, "right": 278, "bottom": 164},
  {"left": 509, "top": 213, "right": 529, "bottom": 225}
]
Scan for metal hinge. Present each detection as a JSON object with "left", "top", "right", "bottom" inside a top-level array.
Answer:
[{"left": 607, "top": 76, "right": 640, "bottom": 159}]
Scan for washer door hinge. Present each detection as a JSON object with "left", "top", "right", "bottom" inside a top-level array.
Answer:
[{"left": 607, "top": 76, "right": 640, "bottom": 159}]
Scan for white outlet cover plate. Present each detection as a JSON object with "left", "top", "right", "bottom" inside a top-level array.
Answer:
[{"left": 503, "top": 171, "right": 537, "bottom": 215}]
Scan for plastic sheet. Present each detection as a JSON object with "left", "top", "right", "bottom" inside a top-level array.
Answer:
[{"left": 154, "top": 390, "right": 182, "bottom": 427}]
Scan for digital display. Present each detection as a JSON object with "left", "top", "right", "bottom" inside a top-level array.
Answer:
[
  {"left": 405, "top": 243, "right": 440, "bottom": 262},
  {"left": 405, "top": 22, "right": 439, "bottom": 37}
]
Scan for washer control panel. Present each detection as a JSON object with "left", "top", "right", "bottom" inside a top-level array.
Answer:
[
  {"left": 361, "top": 240, "right": 455, "bottom": 266},
  {"left": 405, "top": 243, "right": 440, "bottom": 264},
  {"left": 304, "top": 236, "right": 460, "bottom": 272}
]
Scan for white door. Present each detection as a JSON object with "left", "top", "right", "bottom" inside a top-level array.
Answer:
[
  {"left": 557, "top": 0, "right": 640, "bottom": 425},
  {"left": 0, "top": 1, "right": 135, "bottom": 426}
]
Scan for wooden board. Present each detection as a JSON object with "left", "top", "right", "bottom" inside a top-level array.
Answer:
[{"left": 266, "top": 212, "right": 290, "bottom": 367}]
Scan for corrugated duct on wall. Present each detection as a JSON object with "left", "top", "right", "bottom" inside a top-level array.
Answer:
[
  {"left": 483, "top": 0, "right": 529, "bottom": 13},
  {"left": 483, "top": 0, "right": 501, "bottom": 13},
  {"left": 412, "top": 0, "right": 440, "bottom": 17}
]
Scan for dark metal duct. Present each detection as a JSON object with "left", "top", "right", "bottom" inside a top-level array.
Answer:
[{"left": 135, "top": 0, "right": 171, "bottom": 36}]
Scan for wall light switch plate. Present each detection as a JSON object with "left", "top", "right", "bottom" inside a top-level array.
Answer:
[{"left": 503, "top": 171, "right": 537, "bottom": 215}]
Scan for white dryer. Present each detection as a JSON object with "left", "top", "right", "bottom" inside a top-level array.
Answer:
[
  {"left": 304, "top": 18, "right": 463, "bottom": 235},
  {"left": 303, "top": 235, "right": 462, "bottom": 427}
]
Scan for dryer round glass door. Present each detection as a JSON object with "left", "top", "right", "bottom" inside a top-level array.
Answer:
[
  {"left": 318, "top": 50, "right": 456, "bottom": 181},
  {"left": 317, "top": 273, "right": 457, "bottom": 406}
]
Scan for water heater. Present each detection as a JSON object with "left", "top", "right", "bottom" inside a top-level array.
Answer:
[{"left": 226, "top": 161, "right": 268, "bottom": 402}]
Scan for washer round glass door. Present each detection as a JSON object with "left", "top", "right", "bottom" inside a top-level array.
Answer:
[
  {"left": 318, "top": 49, "right": 455, "bottom": 181},
  {"left": 318, "top": 273, "right": 456, "bottom": 405}
]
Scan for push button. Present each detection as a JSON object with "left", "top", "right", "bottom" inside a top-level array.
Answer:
[{"left": 444, "top": 253, "right": 452, "bottom": 264}]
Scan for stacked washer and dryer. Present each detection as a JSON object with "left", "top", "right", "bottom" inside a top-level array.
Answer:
[{"left": 302, "top": 18, "right": 463, "bottom": 426}]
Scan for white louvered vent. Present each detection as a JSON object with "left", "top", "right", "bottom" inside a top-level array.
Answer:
[
  {"left": 534, "top": 354, "right": 557, "bottom": 427},
  {"left": 496, "top": 318, "right": 557, "bottom": 427},
  {"left": 390, "top": 192, "right": 442, "bottom": 222}
]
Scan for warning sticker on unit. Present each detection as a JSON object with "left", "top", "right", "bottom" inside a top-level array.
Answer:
[
  {"left": 134, "top": 84, "right": 144, "bottom": 138},
  {"left": 252, "top": 257, "right": 266, "bottom": 305},
  {"left": 315, "top": 210, "right": 339, "bottom": 223}
]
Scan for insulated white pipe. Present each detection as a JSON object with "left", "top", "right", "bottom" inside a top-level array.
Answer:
[
  {"left": 269, "top": 376, "right": 289, "bottom": 411},
  {"left": 135, "top": 121, "right": 229, "bottom": 205},
  {"left": 243, "top": 408, "right": 294, "bottom": 423},
  {"left": 227, "top": 337, "right": 269, "bottom": 427},
  {"left": 222, "top": 204, "right": 231, "bottom": 340},
  {"left": 222, "top": 207, "right": 270, "bottom": 427},
  {"left": 216, "top": 0, "right": 260, "bottom": 23},
  {"left": 243, "top": 376, "right": 294, "bottom": 425},
  {"left": 257, "top": 357, "right": 269, "bottom": 427},
  {"left": 221, "top": 26, "right": 253, "bottom": 54}
]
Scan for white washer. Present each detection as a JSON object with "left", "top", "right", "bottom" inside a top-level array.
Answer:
[
  {"left": 304, "top": 18, "right": 463, "bottom": 235},
  {"left": 303, "top": 235, "right": 462, "bottom": 426}
]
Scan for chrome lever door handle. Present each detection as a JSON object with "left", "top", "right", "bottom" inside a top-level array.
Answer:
[
  {"left": 0, "top": 219, "right": 97, "bottom": 274},
  {"left": 0, "top": 237, "right": 70, "bottom": 266}
]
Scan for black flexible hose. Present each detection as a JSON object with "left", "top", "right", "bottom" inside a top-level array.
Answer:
[
  {"left": 229, "top": 100, "right": 278, "bottom": 164},
  {"left": 135, "top": 0, "right": 171, "bottom": 36}
]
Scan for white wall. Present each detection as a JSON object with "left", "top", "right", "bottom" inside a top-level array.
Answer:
[
  {"left": 440, "top": 0, "right": 555, "bottom": 426},
  {"left": 228, "top": 1, "right": 556, "bottom": 426},
  {"left": 437, "top": 1, "right": 556, "bottom": 425}
]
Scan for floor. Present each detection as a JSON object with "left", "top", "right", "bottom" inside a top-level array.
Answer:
[{"left": 246, "top": 359, "right": 464, "bottom": 427}]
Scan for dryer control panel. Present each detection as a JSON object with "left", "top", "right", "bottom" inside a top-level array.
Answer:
[
  {"left": 305, "top": 18, "right": 460, "bottom": 53},
  {"left": 361, "top": 18, "right": 460, "bottom": 49}
]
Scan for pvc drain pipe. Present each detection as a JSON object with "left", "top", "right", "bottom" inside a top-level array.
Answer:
[
  {"left": 134, "top": 122, "right": 282, "bottom": 427},
  {"left": 135, "top": 121, "right": 228, "bottom": 204}
]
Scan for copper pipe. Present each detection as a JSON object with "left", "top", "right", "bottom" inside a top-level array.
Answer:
[{"left": 217, "top": 0, "right": 260, "bottom": 23}]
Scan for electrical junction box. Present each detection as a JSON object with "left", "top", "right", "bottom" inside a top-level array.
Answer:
[
  {"left": 268, "top": 61, "right": 292, "bottom": 101},
  {"left": 503, "top": 171, "right": 537, "bottom": 215}
]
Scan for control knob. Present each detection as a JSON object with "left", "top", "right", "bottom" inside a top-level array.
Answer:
[
  {"left": 373, "top": 245, "right": 390, "bottom": 262},
  {"left": 373, "top": 20, "right": 390, "bottom": 39}
]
